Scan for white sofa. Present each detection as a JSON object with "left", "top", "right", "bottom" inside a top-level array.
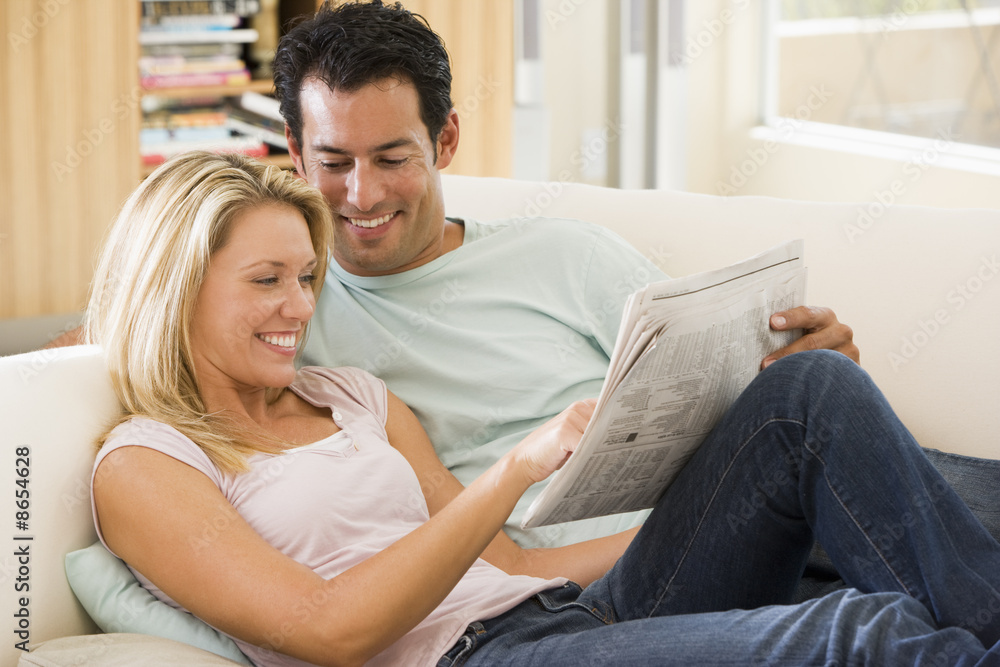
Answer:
[{"left": 2, "top": 175, "right": 998, "bottom": 666}]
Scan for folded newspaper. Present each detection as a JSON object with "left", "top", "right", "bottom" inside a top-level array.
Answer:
[{"left": 521, "top": 239, "right": 807, "bottom": 528}]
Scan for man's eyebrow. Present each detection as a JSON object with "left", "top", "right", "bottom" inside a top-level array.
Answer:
[{"left": 311, "top": 138, "right": 418, "bottom": 155}]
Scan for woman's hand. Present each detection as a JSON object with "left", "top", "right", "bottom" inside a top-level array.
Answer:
[{"left": 507, "top": 399, "right": 597, "bottom": 485}]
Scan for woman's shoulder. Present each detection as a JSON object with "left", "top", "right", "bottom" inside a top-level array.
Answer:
[
  {"left": 99, "top": 417, "right": 221, "bottom": 480},
  {"left": 293, "top": 366, "right": 389, "bottom": 424},
  {"left": 105, "top": 416, "right": 192, "bottom": 448}
]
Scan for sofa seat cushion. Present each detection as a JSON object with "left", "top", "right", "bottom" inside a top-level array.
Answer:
[{"left": 19, "top": 633, "right": 245, "bottom": 666}]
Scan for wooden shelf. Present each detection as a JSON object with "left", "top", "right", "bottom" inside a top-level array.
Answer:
[{"left": 141, "top": 78, "right": 275, "bottom": 100}]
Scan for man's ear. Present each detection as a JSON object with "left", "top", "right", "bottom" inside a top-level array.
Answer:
[
  {"left": 286, "top": 126, "right": 307, "bottom": 178},
  {"left": 434, "top": 109, "right": 460, "bottom": 170}
]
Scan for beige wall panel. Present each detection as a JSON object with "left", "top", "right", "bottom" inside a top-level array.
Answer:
[
  {"left": 1, "top": 0, "right": 139, "bottom": 320},
  {"left": 397, "top": 0, "right": 514, "bottom": 178}
]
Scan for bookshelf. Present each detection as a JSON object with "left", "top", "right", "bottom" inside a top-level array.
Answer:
[
  {"left": 137, "top": 0, "right": 293, "bottom": 176},
  {"left": 139, "top": 78, "right": 294, "bottom": 176},
  {"left": 1, "top": 0, "right": 512, "bottom": 321}
]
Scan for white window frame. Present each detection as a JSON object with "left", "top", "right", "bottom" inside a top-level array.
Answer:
[{"left": 757, "top": 0, "right": 1000, "bottom": 178}]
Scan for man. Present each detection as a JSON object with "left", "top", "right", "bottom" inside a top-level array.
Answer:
[{"left": 273, "top": 0, "right": 858, "bottom": 549}]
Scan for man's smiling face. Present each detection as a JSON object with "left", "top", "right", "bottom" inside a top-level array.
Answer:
[{"left": 288, "top": 77, "right": 460, "bottom": 277}]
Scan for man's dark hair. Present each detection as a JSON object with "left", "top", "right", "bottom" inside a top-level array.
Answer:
[{"left": 273, "top": 1, "right": 453, "bottom": 158}]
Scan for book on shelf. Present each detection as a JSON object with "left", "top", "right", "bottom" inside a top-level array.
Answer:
[
  {"left": 141, "top": 14, "right": 243, "bottom": 30},
  {"left": 521, "top": 240, "right": 807, "bottom": 529},
  {"left": 141, "top": 70, "right": 252, "bottom": 89},
  {"left": 149, "top": 108, "right": 230, "bottom": 126},
  {"left": 139, "top": 28, "right": 259, "bottom": 46},
  {"left": 140, "top": 0, "right": 263, "bottom": 18},
  {"left": 239, "top": 91, "right": 282, "bottom": 122},
  {"left": 227, "top": 107, "right": 288, "bottom": 149},
  {"left": 142, "top": 42, "right": 244, "bottom": 59},
  {"left": 141, "top": 105, "right": 282, "bottom": 162},
  {"left": 140, "top": 54, "right": 247, "bottom": 76},
  {"left": 141, "top": 136, "right": 269, "bottom": 166}
]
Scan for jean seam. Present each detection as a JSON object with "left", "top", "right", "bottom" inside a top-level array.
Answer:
[
  {"left": 647, "top": 417, "right": 806, "bottom": 618},
  {"left": 807, "top": 442, "right": 914, "bottom": 596},
  {"left": 536, "top": 590, "right": 614, "bottom": 625}
]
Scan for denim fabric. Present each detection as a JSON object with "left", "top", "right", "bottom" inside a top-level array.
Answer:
[
  {"left": 438, "top": 351, "right": 1000, "bottom": 666},
  {"left": 924, "top": 448, "right": 1000, "bottom": 544},
  {"left": 794, "top": 447, "right": 1000, "bottom": 604}
]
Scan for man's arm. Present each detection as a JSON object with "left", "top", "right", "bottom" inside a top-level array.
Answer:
[{"left": 762, "top": 306, "right": 859, "bottom": 368}]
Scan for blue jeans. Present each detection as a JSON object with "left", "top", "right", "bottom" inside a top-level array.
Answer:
[{"left": 438, "top": 351, "right": 1000, "bottom": 666}]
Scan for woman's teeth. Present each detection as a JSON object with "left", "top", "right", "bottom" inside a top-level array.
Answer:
[
  {"left": 347, "top": 212, "right": 393, "bottom": 228},
  {"left": 256, "top": 334, "right": 296, "bottom": 348}
]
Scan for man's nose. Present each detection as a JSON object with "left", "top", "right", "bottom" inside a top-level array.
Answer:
[{"left": 346, "top": 162, "right": 387, "bottom": 213}]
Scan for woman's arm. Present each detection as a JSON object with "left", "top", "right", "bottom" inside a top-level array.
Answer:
[
  {"left": 94, "top": 402, "right": 591, "bottom": 667},
  {"left": 385, "top": 392, "right": 637, "bottom": 587}
]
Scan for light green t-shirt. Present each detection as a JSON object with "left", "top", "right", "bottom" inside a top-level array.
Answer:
[{"left": 303, "top": 216, "right": 668, "bottom": 547}]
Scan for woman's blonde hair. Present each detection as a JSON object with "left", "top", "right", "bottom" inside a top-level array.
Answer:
[{"left": 85, "top": 151, "right": 333, "bottom": 473}]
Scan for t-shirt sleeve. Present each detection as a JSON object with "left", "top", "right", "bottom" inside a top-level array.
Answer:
[
  {"left": 90, "top": 418, "right": 225, "bottom": 558},
  {"left": 581, "top": 226, "right": 671, "bottom": 357}
]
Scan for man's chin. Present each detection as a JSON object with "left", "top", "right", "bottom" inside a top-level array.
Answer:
[{"left": 332, "top": 249, "right": 407, "bottom": 277}]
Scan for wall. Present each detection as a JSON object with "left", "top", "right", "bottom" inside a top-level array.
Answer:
[{"left": 1, "top": 0, "right": 140, "bottom": 322}]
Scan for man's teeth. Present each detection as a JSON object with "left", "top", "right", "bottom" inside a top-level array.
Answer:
[
  {"left": 257, "top": 334, "right": 296, "bottom": 348},
  {"left": 347, "top": 213, "right": 393, "bottom": 228}
]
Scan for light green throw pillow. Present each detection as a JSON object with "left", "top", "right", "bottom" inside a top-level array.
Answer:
[{"left": 64, "top": 542, "right": 252, "bottom": 666}]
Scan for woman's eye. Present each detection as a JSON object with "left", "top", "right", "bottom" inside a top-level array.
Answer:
[
  {"left": 254, "top": 277, "right": 278, "bottom": 286},
  {"left": 299, "top": 274, "right": 316, "bottom": 285}
]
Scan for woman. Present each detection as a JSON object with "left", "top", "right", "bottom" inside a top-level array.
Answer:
[{"left": 88, "top": 151, "right": 1000, "bottom": 667}]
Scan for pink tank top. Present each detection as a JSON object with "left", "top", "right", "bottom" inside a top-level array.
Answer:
[{"left": 92, "top": 366, "right": 565, "bottom": 666}]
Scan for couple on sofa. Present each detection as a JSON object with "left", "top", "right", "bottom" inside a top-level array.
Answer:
[{"left": 81, "top": 2, "right": 1000, "bottom": 665}]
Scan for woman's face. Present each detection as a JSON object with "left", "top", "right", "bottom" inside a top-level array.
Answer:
[{"left": 189, "top": 203, "right": 318, "bottom": 394}]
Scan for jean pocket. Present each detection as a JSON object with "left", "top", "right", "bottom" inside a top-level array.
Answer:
[{"left": 534, "top": 583, "right": 615, "bottom": 625}]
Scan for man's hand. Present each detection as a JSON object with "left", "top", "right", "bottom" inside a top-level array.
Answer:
[{"left": 762, "top": 306, "right": 859, "bottom": 369}]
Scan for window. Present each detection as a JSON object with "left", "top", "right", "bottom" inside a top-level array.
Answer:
[{"left": 762, "top": 0, "right": 1000, "bottom": 160}]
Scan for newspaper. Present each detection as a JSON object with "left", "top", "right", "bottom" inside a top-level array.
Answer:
[{"left": 521, "top": 239, "right": 807, "bottom": 528}]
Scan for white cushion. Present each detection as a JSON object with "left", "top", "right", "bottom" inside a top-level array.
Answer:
[
  {"left": 0, "top": 346, "right": 116, "bottom": 665},
  {"left": 19, "top": 633, "right": 243, "bottom": 666}
]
